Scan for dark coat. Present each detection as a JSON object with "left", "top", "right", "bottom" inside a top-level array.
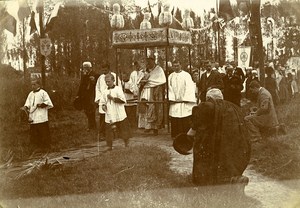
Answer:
[
  {"left": 198, "top": 71, "right": 224, "bottom": 102},
  {"left": 265, "top": 77, "right": 278, "bottom": 105},
  {"left": 77, "top": 71, "right": 99, "bottom": 108},
  {"left": 191, "top": 100, "right": 251, "bottom": 185},
  {"left": 223, "top": 74, "right": 243, "bottom": 106},
  {"left": 245, "top": 76, "right": 259, "bottom": 101}
]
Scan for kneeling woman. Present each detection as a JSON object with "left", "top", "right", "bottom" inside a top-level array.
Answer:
[{"left": 190, "top": 89, "right": 251, "bottom": 185}]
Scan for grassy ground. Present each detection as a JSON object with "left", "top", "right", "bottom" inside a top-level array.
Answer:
[
  {"left": 249, "top": 98, "right": 300, "bottom": 183},
  {"left": 0, "top": 146, "right": 259, "bottom": 208},
  {"left": 0, "top": 146, "right": 189, "bottom": 198}
]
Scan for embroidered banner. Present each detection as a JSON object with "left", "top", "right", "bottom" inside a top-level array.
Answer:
[
  {"left": 112, "top": 28, "right": 192, "bottom": 48},
  {"left": 237, "top": 46, "right": 251, "bottom": 68}
]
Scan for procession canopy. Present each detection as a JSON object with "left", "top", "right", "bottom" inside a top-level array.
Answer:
[{"left": 112, "top": 28, "right": 192, "bottom": 49}]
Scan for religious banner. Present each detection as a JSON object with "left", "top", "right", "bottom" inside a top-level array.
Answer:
[
  {"left": 237, "top": 46, "right": 251, "bottom": 68},
  {"left": 40, "top": 38, "right": 52, "bottom": 57},
  {"left": 112, "top": 28, "right": 192, "bottom": 48}
]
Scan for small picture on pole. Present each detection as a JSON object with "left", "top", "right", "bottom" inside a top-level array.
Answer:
[{"left": 40, "top": 38, "right": 52, "bottom": 57}]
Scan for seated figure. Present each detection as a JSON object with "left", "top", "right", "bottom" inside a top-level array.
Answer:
[{"left": 244, "top": 80, "right": 279, "bottom": 141}]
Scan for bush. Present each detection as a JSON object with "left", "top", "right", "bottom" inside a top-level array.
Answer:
[{"left": 0, "top": 64, "right": 23, "bottom": 78}]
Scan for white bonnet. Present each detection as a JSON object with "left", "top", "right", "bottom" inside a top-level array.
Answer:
[{"left": 206, "top": 88, "right": 224, "bottom": 100}]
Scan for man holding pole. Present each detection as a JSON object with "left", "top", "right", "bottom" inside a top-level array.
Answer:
[{"left": 168, "top": 60, "right": 197, "bottom": 139}]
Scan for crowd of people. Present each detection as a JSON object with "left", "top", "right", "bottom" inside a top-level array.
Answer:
[{"left": 21, "top": 57, "right": 297, "bottom": 188}]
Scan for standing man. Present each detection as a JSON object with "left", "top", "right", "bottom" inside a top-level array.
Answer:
[
  {"left": 244, "top": 80, "right": 279, "bottom": 141},
  {"left": 21, "top": 79, "right": 53, "bottom": 150},
  {"left": 168, "top": 60, "right": 197, "bottom": 139},
  {"left": 129, "top": 60, "right": 145, "bottom": 98},
  {"left": 245, "top": 69, "right": 259, "bottom": 101},
  {"left": 198, "top": 61, "right": 224, "bottom": 102},
  {"left": 95, "top": 62, "right": 121, "bottom": 138},
  {"left": 140, "top": 57, "right": 166, "bottom": 135},
  {"left": 223, "top": 65, "right": 244, "bottom": 106},
  {"left": 76, "top": 61, "right": 99, "bottom": 131},
  {"left": 101, "top": 73, "right": 131, "bottom": 151}
]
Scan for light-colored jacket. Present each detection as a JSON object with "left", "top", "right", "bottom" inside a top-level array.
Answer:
[{"left": 255, "top": 87, "right": 279, "bottom": 127}]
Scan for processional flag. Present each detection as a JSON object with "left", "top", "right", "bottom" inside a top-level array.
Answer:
[
  {"left": 17, "top": 0, "right": 31, "bottom": 21},
  {"left": 147, "top": 0, "right": 154, "bottom": 26},
  {"left": 218, "top": 0, "right": 235, "bottom": 21},
  {"left": 0, "top": 7, "right": 17, "bottom": 36},
  {"left": 29, "top": 11, "right": 37, "bottom": 35},
  {"left": 238, "top": 46, "right": 251, "bottom": 68},
  {"left": 45, "top": 2, "right": 63, "bottom": 33}
]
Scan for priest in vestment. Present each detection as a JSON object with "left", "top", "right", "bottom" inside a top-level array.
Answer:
[{"left": 140, "top": 57, "right": 166, "bottom": 135}]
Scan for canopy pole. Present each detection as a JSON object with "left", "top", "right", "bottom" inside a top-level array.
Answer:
[
  {"left": 116, "top": 48, "right": 119, "bottom": 85},
  {"left": 166, "top": 27, "right": 170, "bottom": 133},
  {"left": 188, "top": 46, "right": 192, "bottom": 74}
]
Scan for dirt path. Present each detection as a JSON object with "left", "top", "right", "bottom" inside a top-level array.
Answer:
[
  {"left": 2, "top": 131, "right": 300, "bottom": 208},
  {"left": 128, "top": 134, "right": 300, "bottom": 208}
]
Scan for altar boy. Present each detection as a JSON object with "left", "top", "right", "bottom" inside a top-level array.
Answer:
[
  {"left": 101, "top": 73, "right": 131, "bottom": 151},
  {"left": 21, "top": 79, "right": 53, "bottom": 149}
]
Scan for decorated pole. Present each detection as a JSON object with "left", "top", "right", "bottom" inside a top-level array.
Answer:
[
  {"left": 38, "top": 2, "right": 46, "bottom": 87},
  {"left": 165, "top": 28, "right": 170, "bottom": 133},
  {"left": 251, "top": 0, "right": 265, "bottom": 86},
  {"left": 188, "top": 47, "right": 192, "bottom": 74},
  {"left": 216, "top": 0, "right": 221, "bottom": 64},
  {"left": 22, "top": 19, "right": 28, "bottom": 82},
  {"left": 110, "top": 3, "right": 124, "bottom": 85}
]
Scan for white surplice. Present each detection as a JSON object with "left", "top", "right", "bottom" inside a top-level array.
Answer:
[
  {"left": 24, "top": 89, "right": 54, "bottom": 124},
  {"left": 101, "top": 86, "right": 127, "bottom": 124},
  {"left": 168, "top": 70, "right": 196, "bottom": 118},
  {"left": 95, "top": 72, "right": 121, "bottom": 113}
]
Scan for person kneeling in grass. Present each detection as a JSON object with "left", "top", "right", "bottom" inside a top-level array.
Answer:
[
  {"left": 21, "top": 79, "right": 53, "bottom": 150},
  {"left": 101, "top": 73, "right": 131, "bottom": 151},
  {"left": 188, "top": 88, "right": 250, "bottom": 188}
]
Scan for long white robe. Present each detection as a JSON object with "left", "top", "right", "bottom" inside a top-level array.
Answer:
[
  {"left": 168, "top": 70, "right": 196, "bottom": 118},
  {"left": 129, "top": 69, "right": 145, "bottom": 96}
]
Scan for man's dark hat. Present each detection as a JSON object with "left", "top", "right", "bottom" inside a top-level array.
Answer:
[{"left": 173, "top": 133, "right": 194, "bottom": 155}]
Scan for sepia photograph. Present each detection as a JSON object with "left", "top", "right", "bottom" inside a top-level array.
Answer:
[{"left": 0, "top": 0, "right": 300, "bottom": 207}]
